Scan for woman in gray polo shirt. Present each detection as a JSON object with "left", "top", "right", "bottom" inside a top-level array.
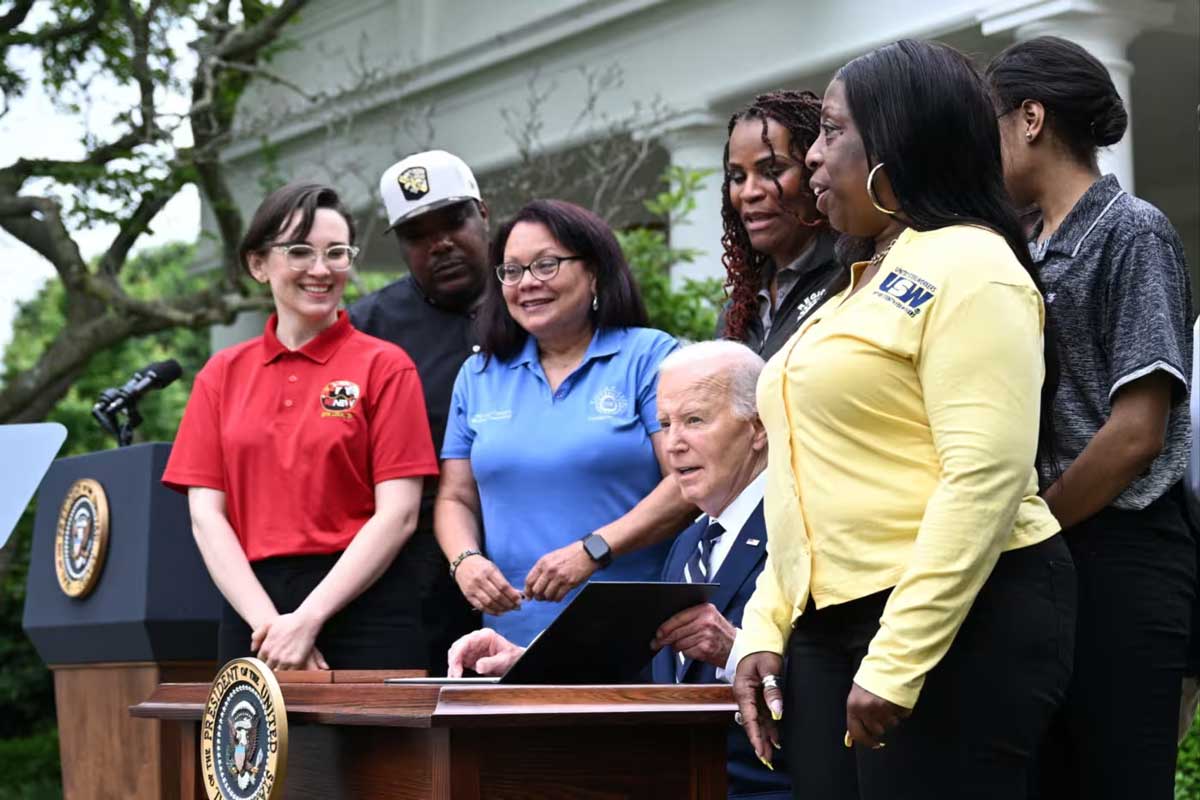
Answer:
[{"left": 989, "top": 36, "right": 1195, "bottom": 800}]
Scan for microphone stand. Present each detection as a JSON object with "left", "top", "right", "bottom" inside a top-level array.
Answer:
[{"left": 91, "top": 389, "right": 143, "bottom": 448}]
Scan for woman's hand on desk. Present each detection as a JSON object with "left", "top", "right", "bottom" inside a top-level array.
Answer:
[
  {"left": 454, "top": 556, "right": 522, "bottom": 615},
  {"left": 251, "top": 610, "right": 324, "bottom": 671},
  {"left": 524, "top": 542, "right": 597, "bottom": 602}
]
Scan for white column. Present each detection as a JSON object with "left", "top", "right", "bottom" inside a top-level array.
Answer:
[
  {"left": 653, "top": 112, "right": 729, "bottom": 286},
  {"left": 980, "top": 0, "right": 1175, "bottom": 193}
]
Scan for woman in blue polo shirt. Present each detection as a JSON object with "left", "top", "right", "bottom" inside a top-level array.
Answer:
[
  {"left": 989, "top": 37, "right": 1194, "bottom": 800},
  {"left": 435, "top": 199, "right": 693, "bottom": 646}
]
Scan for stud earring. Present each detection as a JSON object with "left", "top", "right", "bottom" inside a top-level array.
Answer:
[{"left": 592, "top": 294, "right": 599, "bottom": 312}]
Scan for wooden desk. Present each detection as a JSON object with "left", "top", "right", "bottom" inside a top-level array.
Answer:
[{"left": 131, "top": 675, "right": 735, "bottom": 799}]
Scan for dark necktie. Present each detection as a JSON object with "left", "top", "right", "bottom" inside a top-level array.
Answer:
[{"left": 677, "top": 518, "right": 724, "bottom": 681}]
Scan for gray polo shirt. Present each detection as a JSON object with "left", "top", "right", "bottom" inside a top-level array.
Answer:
[{"left": 1032, "top": 174, "right": 1193, "bottom": 510}]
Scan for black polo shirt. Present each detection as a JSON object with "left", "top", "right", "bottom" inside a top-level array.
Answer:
[
  {"left": 716, "top": 229, "right": 847, "bottom": 360},
  {"left": 1032, "top": 174, "right": 1193, "bottom": 509},
  {"left": 348, "top": 276, "right": 478, "bottom": 525}
]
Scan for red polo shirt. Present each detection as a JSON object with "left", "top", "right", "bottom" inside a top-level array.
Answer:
[{"left": 163, "top": 311, "right": 438, "bottom": 561}]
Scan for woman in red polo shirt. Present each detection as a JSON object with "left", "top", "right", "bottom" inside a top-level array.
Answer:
[{"left": 163, "top": 182, "right": 438, "bottom": 671}]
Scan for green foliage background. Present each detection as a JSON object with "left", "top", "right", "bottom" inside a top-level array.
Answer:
[{"left": 0, "top": 242, "right": 212, "bottom": 797}]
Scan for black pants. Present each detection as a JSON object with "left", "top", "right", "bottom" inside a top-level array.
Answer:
[
  {"left": 403, "top": 529, "right": 480, "bottom": 676},
  {"left": 218, "top": 548, "right": 428, "bottom": 670},
  {"left": 782, "top": 535, "right": 1076, "bottom": 800},
  {"left": 1034, "top": 490, "right": 1196, "bottom": 800}
]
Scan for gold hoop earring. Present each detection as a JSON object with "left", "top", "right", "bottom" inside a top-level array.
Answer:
[{"left": 866, "top": 163, "right": 898, "bottom": 216}]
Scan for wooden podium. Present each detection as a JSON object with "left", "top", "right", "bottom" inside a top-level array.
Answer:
[
  {"left": 22, "top": 444, "right": 222, "bottom": 799},
  {"left": 132, "top": 673, "right": 735, "bottom": 799}
]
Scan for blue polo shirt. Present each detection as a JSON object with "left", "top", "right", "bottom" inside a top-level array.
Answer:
[{"left": 442, "top": 326, "right": 678, "bottom": 645}]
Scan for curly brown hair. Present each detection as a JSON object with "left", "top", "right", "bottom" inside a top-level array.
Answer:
[{"left": 720, "top": 90, "right": 826, "bottom": 343}]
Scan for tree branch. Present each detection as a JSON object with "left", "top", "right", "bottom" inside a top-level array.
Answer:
[
  {"left": 97, "top": 189, "right": 173, "bottom": 276},
  {"left": 0, "top": 0, "right": 35, "bottom": 36},
  {"left": 0, "top": 193, "right": 88, "bottom": 287},
  {"left": 217, "top": 0, "right": 307, "bottom": 62},
  {"left": 118, "top": 0, "right": 158, "bottom": 141},
  {"left": 4, "top": 130, "right": 145, "bottom": 182},
  {"left": 1, "top": 0, "right": 107, "bottom": 48}
]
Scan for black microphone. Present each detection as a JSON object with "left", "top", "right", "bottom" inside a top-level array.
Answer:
[{"left": 97, "top": 359, "right": 183, "bottom": 416}]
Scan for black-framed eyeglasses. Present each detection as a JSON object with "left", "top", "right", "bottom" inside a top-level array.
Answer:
[
  {"left": 495, "top": 255, "right": 583, "bottom": 286},
  {"left": 270, "top": 243, "right": 360, "bottom": 272}
]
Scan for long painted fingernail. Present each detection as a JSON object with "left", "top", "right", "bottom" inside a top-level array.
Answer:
[
  {"left": 843, "top": 731, "right": 853, "bottom": 748},
  {"left": 768, "top": 699, "right": 783, "bottom": 721},
  {"left": 772, "top": 740, "right": 782, "bottom": 750},
  {"left": 758, "top": 756, "right": 774, "bottom": 771}
]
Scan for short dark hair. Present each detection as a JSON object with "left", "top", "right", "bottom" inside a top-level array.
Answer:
[
  {"left": 238, "top": 182, "right": 357, "bottom": 275},
  {"left": 837, "top": 39, "right": 1059, "bottom": 476},
  {"left": 986, "top": 36, "right": 1127, "bottom": 167},
  {"left": 476, "top": 199, "right": 649, "bottom": 361},
  {"left": 720, "top": 90, "right": 827, "bottom": 343}
]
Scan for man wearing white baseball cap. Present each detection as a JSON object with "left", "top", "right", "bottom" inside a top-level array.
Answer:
[{"left": 349, "top": 149, "right": 492, "bottom": 673}]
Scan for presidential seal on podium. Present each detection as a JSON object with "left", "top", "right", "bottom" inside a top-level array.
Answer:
[
  {"left": 201, "top": 658, "right": 288, "bottom": 800},
  {"left": 54, "top": 478, "right": 109, "bottom": 598}
]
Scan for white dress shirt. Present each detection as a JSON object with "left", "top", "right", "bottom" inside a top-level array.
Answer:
[{"left": 698, "top": 472, "right": 765, "bottom": 682}]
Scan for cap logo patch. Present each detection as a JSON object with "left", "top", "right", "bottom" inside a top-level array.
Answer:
[
  {"left": 397, "top": 166, "right": 429, "bottom": 200},
  {"left": 320, "top": 380, "right": 360, "bottom": 420}
]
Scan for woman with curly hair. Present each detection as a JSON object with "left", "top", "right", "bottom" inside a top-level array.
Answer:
[{"left": 717, "top": 90, "right": 848, "bottom": 359}]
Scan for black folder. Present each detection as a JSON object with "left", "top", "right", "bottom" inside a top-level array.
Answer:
[{"left": 391, "top": 580, "right": 717, "bottom": 685}]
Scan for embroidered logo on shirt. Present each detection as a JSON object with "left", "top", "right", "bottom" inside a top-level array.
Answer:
[
  {"left": 590, "top": 386, "right": 628, "bottom": 420},
  {"left": 319, "top": 380, "right": 360, "bottom": 419},
  {"left": 874, "top": 269, "right": 937, "bottom": 317},
  {"left": 470, "top": 410, "right": 512, "bottom": 425},
  {"left": 795, "top": 289, "right": 827, "bottom": 322}
]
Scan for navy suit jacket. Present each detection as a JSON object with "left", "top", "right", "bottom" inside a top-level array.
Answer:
[{"left": 652, "top": 502, "right": 791, "bottom": 799}]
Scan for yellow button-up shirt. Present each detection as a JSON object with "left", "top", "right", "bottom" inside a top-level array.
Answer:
[{"left": 741, "top": 225, "right": 1060, "bottom": 709}]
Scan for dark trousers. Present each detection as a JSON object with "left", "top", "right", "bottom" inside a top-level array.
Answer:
[
  {"left": 404, "top": 529, "right": 480, "bottom": 676},
  {"left": 218, "top": 548, "right": 428, "bottom": 670},
  {"left": 1034, "top": 490, "right": 1196, "bottom": 800},
  {"left": 783, "top": 534, "right": 1076, "bottom": 800}
]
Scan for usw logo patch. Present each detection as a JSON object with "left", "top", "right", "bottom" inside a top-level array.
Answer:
[{"left": 875, "top": 269, "right": 936, "bottom": 317}]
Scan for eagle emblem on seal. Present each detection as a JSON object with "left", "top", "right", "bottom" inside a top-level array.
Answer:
[{"left": 226, "top": 700, "right": 264, "bottom": 790}]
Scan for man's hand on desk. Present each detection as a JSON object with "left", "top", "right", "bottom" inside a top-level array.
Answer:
[{"left": 447, "top": 628, "right": 525, "bottom": 677}]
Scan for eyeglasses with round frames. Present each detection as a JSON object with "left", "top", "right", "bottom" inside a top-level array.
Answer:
[
  {"left": 495, "top": 255, "right": 583, "bottom": 286},
  {"left": 270, "top": 243, "right": 360, "bottom": 272}
]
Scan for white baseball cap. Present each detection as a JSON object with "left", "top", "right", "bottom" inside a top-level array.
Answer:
[{"left": 379, "top": 149, "right": 481, "bottom": 230}]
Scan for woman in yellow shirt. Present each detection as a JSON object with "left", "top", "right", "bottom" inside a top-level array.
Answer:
[{"left": 732, "top": 40, "right": 1075, "bottom": 799}]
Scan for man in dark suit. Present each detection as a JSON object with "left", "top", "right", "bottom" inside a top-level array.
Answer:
[
  {"left": 648, "top": 340, "right": 790, "bottom": 800},
  {"left": 447, "top": 341, "right": 788, "bottom": 798}
]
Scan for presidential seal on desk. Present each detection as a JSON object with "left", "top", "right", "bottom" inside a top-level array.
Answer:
[
  {"left": 201, "top": 658, "right": 288, "bottom": 800},
  {"left": 54, "top": 478, "right": 109, "bottom": 598}
]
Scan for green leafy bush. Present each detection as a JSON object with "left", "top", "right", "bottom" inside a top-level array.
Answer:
[
  {"left": 1179, "top": 713, "right": 1200, "bottom": 799},
  {"left": 0, "top": 728, "right": 60, "bottom": 799},
  {"left": 621, "top": 166, "right": 725, "bottom": 342}
]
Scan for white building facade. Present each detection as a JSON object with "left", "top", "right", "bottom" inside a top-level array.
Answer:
[{"left": 210, "top": 0, "right": 1199, "bottom": 341}]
